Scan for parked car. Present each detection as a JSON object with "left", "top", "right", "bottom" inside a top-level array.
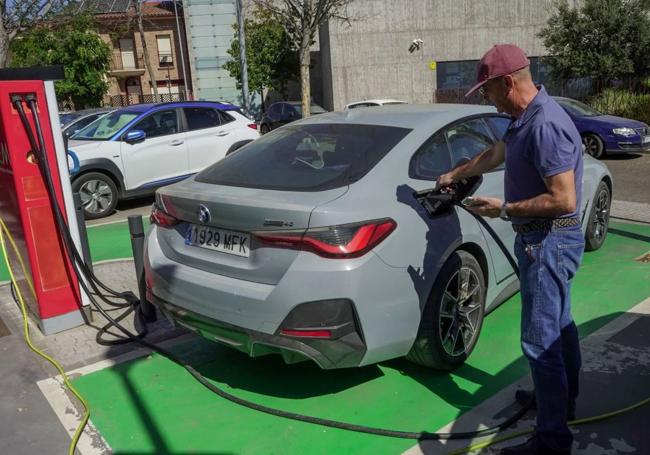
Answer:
[
  {"left": 553, "top": 96, "right": 650, "bottom": 158},
  {"left": 344, "top": 99, "right": 408, "bottom": 109},
  {"left": 144, "top": 104, "right": 612, "bottom": 371},
  {"left": 68, "top": 101, "right": 259, "bottom": 219},
  {"left": 59, "top": 107, "right": 115, "bottom": 137},
  {"left": 259, "top": 101, "right": 327, "bottom": 134}
]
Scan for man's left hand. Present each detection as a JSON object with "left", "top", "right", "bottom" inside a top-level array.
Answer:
[{"left": 466, "top": 196, "right": 502, "bottom": 218}]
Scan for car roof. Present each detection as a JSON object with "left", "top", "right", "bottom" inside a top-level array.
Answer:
[
  {"left": 298, "top": 103, "right": 499, "bottom": 130},
  {"left": 114, "top": 100, "right": 241, "bottom": 115}
]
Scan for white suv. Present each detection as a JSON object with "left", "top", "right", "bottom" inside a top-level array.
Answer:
[{"left": 68, "top": 101, "right": 259, "bottom": 219}]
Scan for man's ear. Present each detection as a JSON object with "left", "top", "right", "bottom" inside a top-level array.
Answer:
[{"left": 503, "top": 74, "right": 515, "bottom": 90}]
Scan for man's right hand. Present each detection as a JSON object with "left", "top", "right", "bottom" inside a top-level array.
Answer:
[{"left": 436, "top": 172, "right": 456, "bottom": 191}]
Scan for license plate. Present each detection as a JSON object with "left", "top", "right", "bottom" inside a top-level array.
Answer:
[{"left": 185, "top": 224, "right": 250, "bottom": 257}]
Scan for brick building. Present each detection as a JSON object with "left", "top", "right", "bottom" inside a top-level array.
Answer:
[{"left": 91, "top": 0, "right": 192, "bottom": 106}]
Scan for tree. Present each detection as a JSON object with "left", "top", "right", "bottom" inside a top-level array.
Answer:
[
  {"left": 539, "top": 0, "right": 650, "bottom": 82},
  {"left": 223, "top": 9, "right": 299, "bottom": 101},
  {"left": 133, "top": 0, "right": 160, "bottom": 102},
  {"left": 253, "top": 0, "right": 352, "bottom": 117},
  {"left": 0, "top": 0, "right": 69, "bottom": 67},
  {"left": 10, "top": 13, "right": 111, "bottom": 108}
]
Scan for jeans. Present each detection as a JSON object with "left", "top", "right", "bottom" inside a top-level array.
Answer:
[{"left": 514, "top": 225, "right": 584, "bottom": 451}]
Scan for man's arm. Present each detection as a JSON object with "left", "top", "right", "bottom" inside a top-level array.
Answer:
[
  {"left": 437, "top": 141, "right": 506, "bottom": 187},
  {"left": 469, "top": 169, "right": 577, "bottom": 218}
]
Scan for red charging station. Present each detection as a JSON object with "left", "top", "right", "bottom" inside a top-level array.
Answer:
[{"left": 0, "top": 67, "right": 88, "bottom": 334}]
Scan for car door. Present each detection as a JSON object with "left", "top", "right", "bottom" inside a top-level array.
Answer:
[
  {"left": 120, "top": 108, "right": 189, "bottom": 190},
  {"left": 183, "top": 106, "right": 237, "bottom": 172},
  {"left": 446, "top": 116, "right": 516, "bottom": 283}
]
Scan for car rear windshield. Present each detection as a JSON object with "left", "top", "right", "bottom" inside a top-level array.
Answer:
[
  {"left": 72, "top": 111, "right": 141, "bottom": 140},
  {"left": 195, "top": 123, "right": 412, "bottom": 191}
]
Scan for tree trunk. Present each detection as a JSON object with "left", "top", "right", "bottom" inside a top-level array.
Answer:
[
  {"left": 134, "top": 0, "right": 159, "bottom": 102},
  {"left": 0, "top": 18, "right": 10, "bottom": 68},
  {"left": 299, "top": 44, "right": 310, "bottom": 117}
]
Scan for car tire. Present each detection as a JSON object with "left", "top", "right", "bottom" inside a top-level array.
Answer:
[
  {"left": 406, "top": 250, "right": 486, "bottom": 370},
  {"left": 72, "top": 172, "right": 118, "bottom": 220},
  {"left": 260, "top": 124, "right": 270, "bottom": 135},
  {"left": 582, "top": 133, "right": 605, "bottom": 159},
  {"left": 585, "top": 180, "right": 611, "bottom": 251}
]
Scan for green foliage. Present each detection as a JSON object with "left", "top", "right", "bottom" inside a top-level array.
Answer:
[
  {"left": 539, "top": 0, "right": 650, "bottom": 81},
  {"left": 10, "top": 14, "right": 111, "bottom": 108},
  {"left": 590, "top": 88, "right": 650, "bottom": 125},
  {"left": 223, "top": 10, "right": 298, "bottom": 94}
]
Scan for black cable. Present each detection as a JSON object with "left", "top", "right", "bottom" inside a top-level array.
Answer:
[{"left": 13, "top": 94, "right": 535, "bottom": 440}]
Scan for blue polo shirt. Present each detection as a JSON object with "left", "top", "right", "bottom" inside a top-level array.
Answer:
[{"left": 503, "top": 86, "right": 583, "bottom": 225}]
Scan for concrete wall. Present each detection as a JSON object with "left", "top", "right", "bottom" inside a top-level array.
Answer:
[{"left": 323, "top": 0, "right": 582, "bottom": 110}]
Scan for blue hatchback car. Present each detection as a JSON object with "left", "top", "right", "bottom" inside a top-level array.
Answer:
[{"left": 554, "top": 96, "right": 650, "bottom": 158}]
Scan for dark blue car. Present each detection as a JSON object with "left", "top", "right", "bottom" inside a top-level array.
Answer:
[{"left": 554, "top": 96, "right": 650, "bottom": 158}]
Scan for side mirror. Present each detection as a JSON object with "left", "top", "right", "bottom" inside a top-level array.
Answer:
[{"left": 124, "top": 129, "right": 146, "bottom": 144}]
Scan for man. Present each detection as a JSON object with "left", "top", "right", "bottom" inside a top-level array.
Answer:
[{"left": 437, "top": 44, "right": 584, "bottom": 455}]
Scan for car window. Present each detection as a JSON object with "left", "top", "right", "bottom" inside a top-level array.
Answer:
[
  {"left": 196, "top": 123, "right": 412, "bottom": 191},
  {"left": 73, "top": 111, "right": 140, "bottom": 141},
  {"left": 268, "top": 104, "right": 280, "bottom": 117},
  {"left": 410, "top": 132, "right": 452, "bottom": 180},
  {"left": 446, "top": 118, "right": 494, "bottom": 165},
  {"left": 218, "top": 110, "right": 235, "bottom": 124},
  {"left": 486, "top": 116, "right": 511, "bottom": 141},
  {"left": 66, "top": 114, "right": 100, "bottom": 134},
  {"left": 383, "top": 101, "right": 407, "bottom": 105},
  {"left": 132, "top": 109, "right": 179, "bottom": 139},
  {"left": 184, "top": 107, "right": 221, "bottom": 130}
]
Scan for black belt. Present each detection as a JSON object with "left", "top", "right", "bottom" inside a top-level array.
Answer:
[{"left": 513, "top": 217, "right": 580, "bottom": 234}]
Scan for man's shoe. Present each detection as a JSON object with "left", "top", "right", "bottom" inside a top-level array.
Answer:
[
  {"left": 514, "top": 389, "right": 576, "bottom": 421},
  {"left": 499, "top": 436, "right": 571, "bottom": 454}
]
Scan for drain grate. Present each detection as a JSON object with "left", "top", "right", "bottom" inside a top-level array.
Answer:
[
  {"left": 635, "top": 252, "right": 650, "bottom": 263},
  {"left": 0, "top": 315, "right": 10, "bottom": 338}
]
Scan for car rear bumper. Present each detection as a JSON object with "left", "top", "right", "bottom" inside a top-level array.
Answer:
[{"left": 149, "top": 291, "right": 367, "bottom": 369}]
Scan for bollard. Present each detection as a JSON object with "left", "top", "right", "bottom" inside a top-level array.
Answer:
[{"left": 128, "top": 215, "right": 157, "bottom": 322}]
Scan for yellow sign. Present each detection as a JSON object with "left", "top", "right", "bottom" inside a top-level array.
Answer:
[{"left": 429, "top": 61, "right": 437, "bottom": 71}]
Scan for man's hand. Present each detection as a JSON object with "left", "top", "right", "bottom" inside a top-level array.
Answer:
[
  {"left": 436, "top": 172, "right": 456, "bottom": 190},
  {"left": 465, "top": 196, "right": 502, "bottom": 218}
]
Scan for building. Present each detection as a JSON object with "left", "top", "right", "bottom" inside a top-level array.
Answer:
[
  {"left": 92, "top": 0, "right": 192, "bottom": 106},
  {"left": 318, "top": 0, "right": 583, "bottom": 110}
]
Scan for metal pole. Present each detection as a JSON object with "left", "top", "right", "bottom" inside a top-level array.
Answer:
[
  {"left": 174, "top": 0, "right": 190, "bottom": 100},
  {"left": 236, "top": 0, "right": 250, "bottom": 114},
  {"left": 128, "top": 215, "right": 157, "bottom": 322}
]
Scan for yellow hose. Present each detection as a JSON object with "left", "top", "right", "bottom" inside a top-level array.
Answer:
[{"left": 0, "top": 217, "right": 89, "bottom": 455}]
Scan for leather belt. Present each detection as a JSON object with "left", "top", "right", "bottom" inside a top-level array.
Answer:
[{"left": 513, "top": 217, "right": 580, "bottom": 234}]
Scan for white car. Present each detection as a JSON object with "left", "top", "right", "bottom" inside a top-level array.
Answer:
[
  {"left": 68, "top": 101, "right": 259, "bottom": 219},
  {"left": 344, "top": 99, "right": 408, "bottom": 110}
]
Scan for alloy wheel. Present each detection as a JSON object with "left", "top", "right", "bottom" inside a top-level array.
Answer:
[
  {"left": 79, "top": 179, "right": 114, "bottom": 216},
  {"left": 438, "top": 267, "right": 482, "bottom": 357},
  {"left": 592, "top": 187, "right": 610, "bottom": 241}
]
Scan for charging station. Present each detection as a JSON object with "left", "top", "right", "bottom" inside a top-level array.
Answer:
[{"left": 0, "top": 67, "right": 89, "bottom": 334}]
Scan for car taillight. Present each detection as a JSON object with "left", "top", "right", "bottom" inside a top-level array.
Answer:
[
  {"left": 280, "top": 329, "right": 333, "bottom": 338},
  {"left": 247, "top": 123, "right": 258, "bottom": 130},
  {"left": 253, "top": 218, "right": 396, "bottom": 258},
  {"left": 150, "top": 204, "right": 179, "bottom": 227}
]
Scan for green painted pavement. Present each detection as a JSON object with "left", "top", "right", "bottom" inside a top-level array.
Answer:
[
  {"left": 70, "top": 221, "right": 650, "bottom": 455},
  {"left": 0, "top": 219, "right": 148, "bottom": 282}
]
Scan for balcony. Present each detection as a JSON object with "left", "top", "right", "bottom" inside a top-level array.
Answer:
[{"left": 108, "top": 52, "right": 146, "bottom": 77}]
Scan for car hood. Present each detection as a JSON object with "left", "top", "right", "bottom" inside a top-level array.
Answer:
[
  {"left": 586, "top": 114, "right": 648, "bottom": 130},
  {"left": 67, "top": 140, "right": 105, "bottom": 152}
]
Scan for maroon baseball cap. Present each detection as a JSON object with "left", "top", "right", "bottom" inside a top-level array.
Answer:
[{"left": 465, "top": 44, "right": 530, "bottom": 97}]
